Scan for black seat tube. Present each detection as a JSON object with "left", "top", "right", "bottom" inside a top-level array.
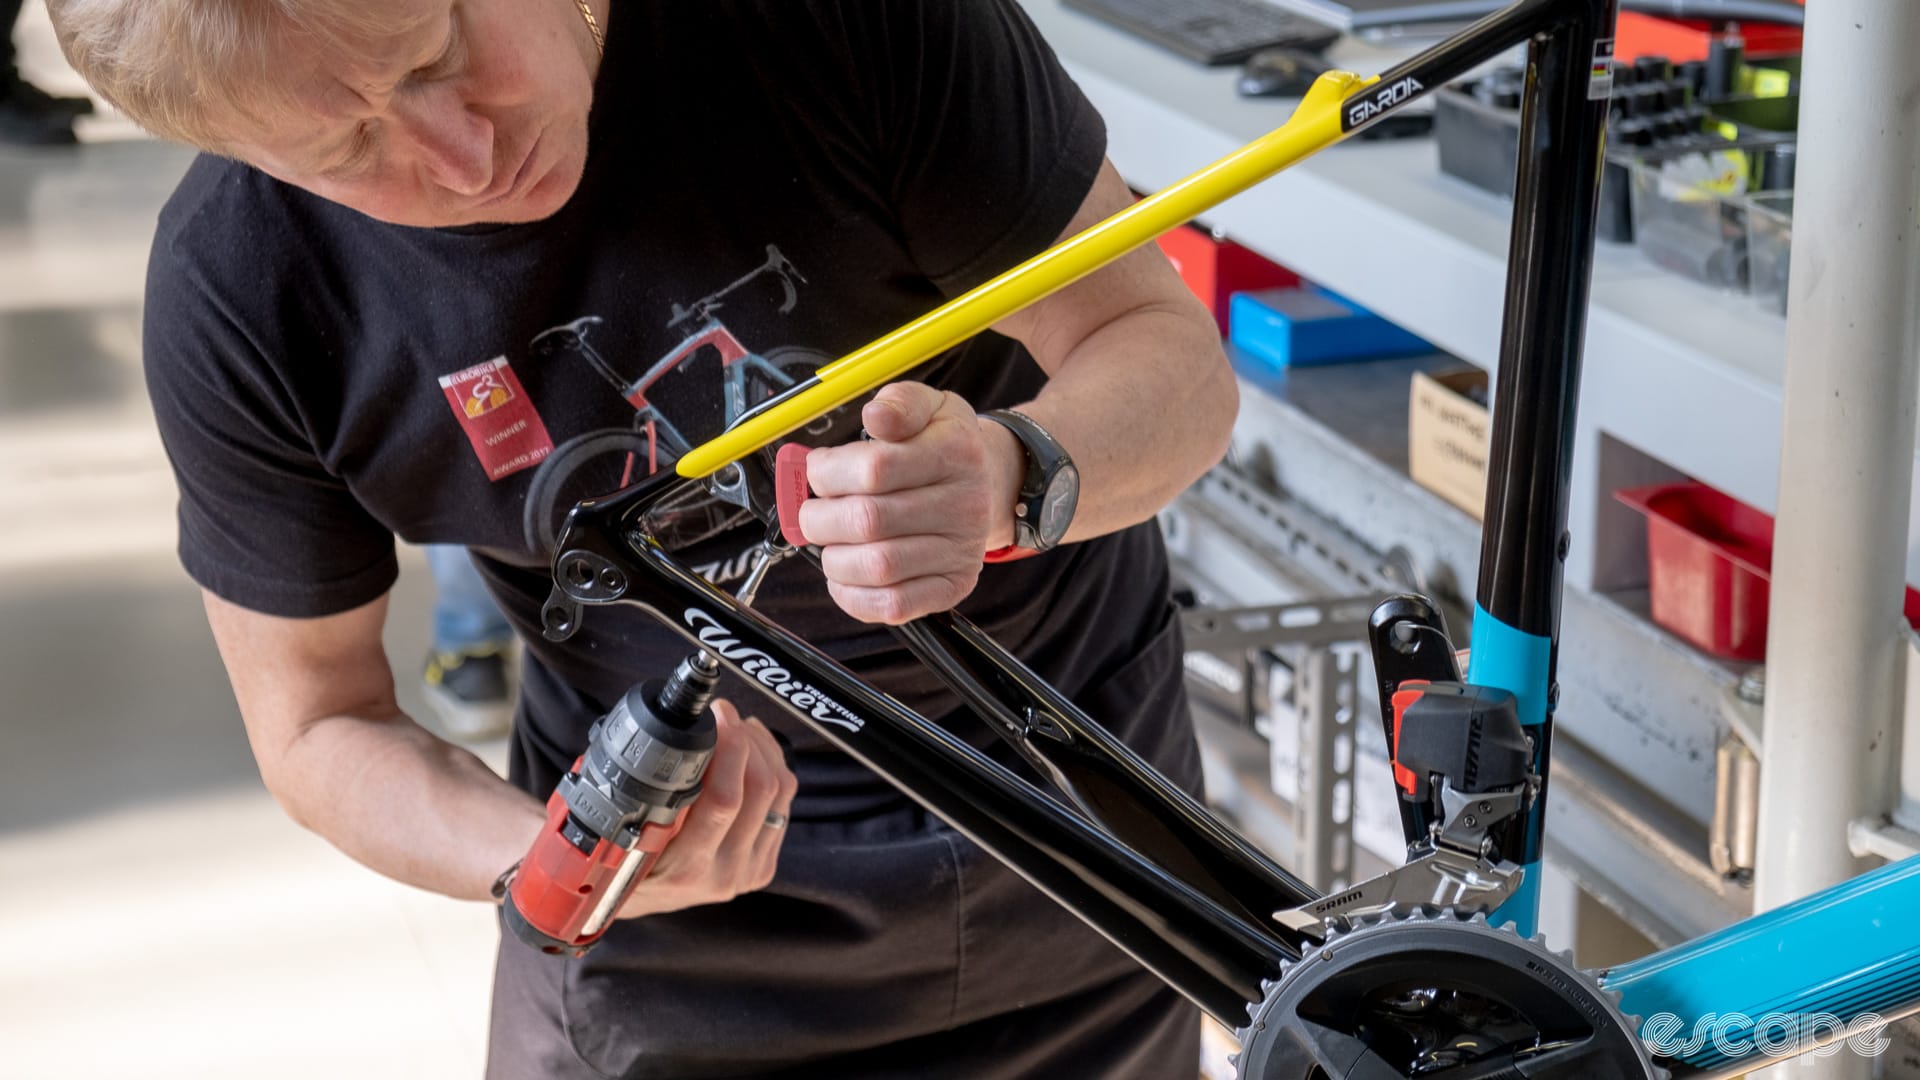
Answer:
[{"left": 1466, "top": 0, "right": 1620, "bottom": 937}]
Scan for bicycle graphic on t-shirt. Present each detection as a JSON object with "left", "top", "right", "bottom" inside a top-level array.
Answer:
[{"left": 520, "top": 245, "right": 844, "bottom": 561}]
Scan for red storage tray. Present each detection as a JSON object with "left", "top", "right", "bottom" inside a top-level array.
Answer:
[
  {"left": 1616, "top": 482, "right": 1920, "bottom": 661},
  {"left": 1154, "top": 223, "right": 1299, "bottom": 336}
]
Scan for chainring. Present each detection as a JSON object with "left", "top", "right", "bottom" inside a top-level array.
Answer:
[{"left": 1234, "top": 906, "right": 1665, "bottom": 1080}]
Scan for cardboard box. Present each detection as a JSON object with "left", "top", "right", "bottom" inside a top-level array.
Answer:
[{"left": 1408, "top": 368, "right": 1491, "bottom": 519}]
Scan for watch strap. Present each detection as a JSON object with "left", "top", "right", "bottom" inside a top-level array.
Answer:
[
  {"left": 491, "top": 858, "right": 523, "bottom": 907},
  {"left": 983, "top": 545, "right": 1040, "bottom": 564}
]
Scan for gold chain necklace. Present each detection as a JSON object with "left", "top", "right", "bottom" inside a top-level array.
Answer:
[{"left": 574, "top": 0, "right": 605, "bottom": 56}]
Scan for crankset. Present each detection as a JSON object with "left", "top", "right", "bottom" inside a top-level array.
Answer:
[{"left": 1233, "top": 907, "right": 1664, "bottom": 1080}]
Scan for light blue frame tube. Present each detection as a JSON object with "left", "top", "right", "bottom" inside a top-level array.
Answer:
[
  {"left": 1464, "top": 603, "right": 1554, "bottom": 937},
  {"left": 1468, "top": 598, "right": 1920, "bottom": 1076},
  {"left": 1602, "top": 853, "right": 1920, "bottom": 1076}
]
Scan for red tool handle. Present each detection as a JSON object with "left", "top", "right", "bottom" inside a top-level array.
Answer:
[{"left": 774, "top": 442, "right": 813, "bottom": 547}]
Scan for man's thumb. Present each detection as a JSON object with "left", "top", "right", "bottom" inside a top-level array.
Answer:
[{"left": 862, "top": 382, "right": 947, "bottom": 442}]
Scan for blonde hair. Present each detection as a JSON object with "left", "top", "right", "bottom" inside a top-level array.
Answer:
[{"left": 47, "top": 0, "right": 437, "bottom": 152}]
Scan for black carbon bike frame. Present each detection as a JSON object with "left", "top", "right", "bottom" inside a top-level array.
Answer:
[{"left": 541, "top": 0, "right": 1626, "bottom": 1040}]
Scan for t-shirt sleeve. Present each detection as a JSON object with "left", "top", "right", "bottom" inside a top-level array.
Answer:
[
  {"left": 143, "top": 242, "right": 398, "bottom": 618},
  {"left": 836, "top": 0, "right": 1108, "bottom": 296}
]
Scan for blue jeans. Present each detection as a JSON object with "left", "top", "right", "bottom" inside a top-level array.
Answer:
[{"left": 427, "top": 545, "right": 513, "bottom": 654}]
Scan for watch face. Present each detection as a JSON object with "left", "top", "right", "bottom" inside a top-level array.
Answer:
[{"left": 1038, "top": 464, "right": 1080, "bottom": 546}]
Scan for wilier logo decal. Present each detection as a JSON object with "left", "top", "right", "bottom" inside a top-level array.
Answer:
[
  {"left": 438, "top": 357, "right": 557, "bottom": 481},
  {"left": 683, "top": 607, "right": 867, "bottom": 732}
]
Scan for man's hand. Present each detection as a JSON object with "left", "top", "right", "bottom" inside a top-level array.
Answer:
[
  {"left": 616, "top": 699, "right": 797, "bottom": 918},
  {"left": 797, "top": 382, "right": 1025, "bottom": 625}
]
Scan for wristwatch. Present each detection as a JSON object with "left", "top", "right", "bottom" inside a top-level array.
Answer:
[{"left": 979, "top": 409, "right": 1079, "bottom": 560}]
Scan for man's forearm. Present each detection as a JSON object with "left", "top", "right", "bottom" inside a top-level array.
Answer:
[
  {"left": 265, "top": 710, "right": 545, "bottom": 902},
  {"left": 1006, "top": 301, "right": 1237, "bottom": 546}
]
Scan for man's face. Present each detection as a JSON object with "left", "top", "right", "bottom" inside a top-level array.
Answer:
[{"left": 227, "top": 0, "right": 600, "bottom": 228}]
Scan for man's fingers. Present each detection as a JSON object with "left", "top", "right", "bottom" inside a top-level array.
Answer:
[
  {"left": 805, "top": 438, "right": 951, "bottom": 498},
  {"left": 750, "top": 812, "right": 789, "bottom": 887},
  {"left": 712, "top": 722, "right": 782, "bottom": 884},
  {"left": 733, "top": 715, "right": 797, "bottom": 814},
  {"left": 663, "top": 703, "right": 751, "bottom": 861},
  {"left": 621, "top": 705, "right": 794, "bottom": 915},
  {"left": 796, "top": 486, "right": 980, "bottom": 546},
  {"left": 820, "top": 535, "right": 978, "bottom": 588},
  {"left": 861, "top": 382, "right": 950, "bottom": 443},
  {"left": 826, "top": 573, "right": 976, "bottom": 625},
  {"left": 747, "top": 721, "right": 797, "bottom": 887}
]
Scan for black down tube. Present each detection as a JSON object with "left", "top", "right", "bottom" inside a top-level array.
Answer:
[{"left": 542, "top": 474, "right": 1289, "bottom": 1025}]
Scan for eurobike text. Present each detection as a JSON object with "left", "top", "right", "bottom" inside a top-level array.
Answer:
[{"left": 1640, "top": 1011, "right": 1891, "bottom": 1061}]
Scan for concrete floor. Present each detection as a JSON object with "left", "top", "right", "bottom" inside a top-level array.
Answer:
[{"left": 0, "top": 7, "right": 503, "bottom": 1076}]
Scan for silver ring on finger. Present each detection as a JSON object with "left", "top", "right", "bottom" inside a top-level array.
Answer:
[{"left": 763, "top": 809, "right": 788, "bottom": 830}]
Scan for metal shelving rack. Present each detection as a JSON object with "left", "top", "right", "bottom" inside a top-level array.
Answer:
[{"left": 1022, "top": 0, "right": 1920, "bottom": 591}]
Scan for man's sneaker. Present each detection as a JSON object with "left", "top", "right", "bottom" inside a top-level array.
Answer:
[
  {"left": 0, "top": 76, "right": 81, "bottom": 146},
  {"left": 423, "top": 645, "right": 515, "bottom": 742}
]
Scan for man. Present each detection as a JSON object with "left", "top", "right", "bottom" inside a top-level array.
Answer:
[{"left": 50, "top": 0, "right": 1238, "bottom": 1074}]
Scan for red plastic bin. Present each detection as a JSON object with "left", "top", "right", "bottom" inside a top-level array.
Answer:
[
  {"left": 1132, "top": 191, "right": 1301, "bottom": 335},
  {"left": 1615, "top": 482, "right": 1920, "bottom": 662},
  {"left": 1154, "top": 223, "right": 1299, "bottom": 336}
]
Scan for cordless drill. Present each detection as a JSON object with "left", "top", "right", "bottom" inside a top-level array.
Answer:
[{"left": 504, "top": 652, "right": 721, "bottom": 957}]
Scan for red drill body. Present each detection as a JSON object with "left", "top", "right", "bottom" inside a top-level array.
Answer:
[{"left": 505, "top": 655, "right": 720, "bottom": 957}]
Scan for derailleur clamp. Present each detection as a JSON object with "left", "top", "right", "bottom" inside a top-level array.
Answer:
[{"left": 1272, "top": 778, "right": 1530, "bottom": 935}]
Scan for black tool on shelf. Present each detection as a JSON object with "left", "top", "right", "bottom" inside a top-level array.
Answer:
[{"left": 1238, "top": 47, "right": 1332, "bottom": 96}]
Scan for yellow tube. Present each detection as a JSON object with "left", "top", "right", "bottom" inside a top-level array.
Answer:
[{"left": 677, "top": 69, "right": 1376, "bottom": 479}]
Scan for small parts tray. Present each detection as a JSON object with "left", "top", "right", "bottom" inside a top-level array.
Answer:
[
  {"left": 1616, "top": 482, "right": 1919, "bottom": 662},
  {"left": 1617, "top": 482, "right": 1773, "bottom": 660}
]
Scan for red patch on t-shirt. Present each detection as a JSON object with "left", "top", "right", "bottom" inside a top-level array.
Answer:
[{"left": 438, "top": 357, "right": 556, "bottom": 481}]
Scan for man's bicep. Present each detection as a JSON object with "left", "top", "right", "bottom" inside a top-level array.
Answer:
[
  {"left": 202, "top": 587, "right": 400, "bottom": 776},
  {"left": 992, "top": 159, "right": 1210, "bottom": 373}
]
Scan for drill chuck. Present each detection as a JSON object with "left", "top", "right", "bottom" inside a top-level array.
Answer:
[
  {"left": 659, "top": 650, "right": 720, "bottom": 718},
  {"left": 505, "top": 656, "right": 721, "bottom": 956}
]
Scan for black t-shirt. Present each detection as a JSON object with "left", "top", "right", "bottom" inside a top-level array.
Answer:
[{"left": 145, "top": 0, "right": 1185, "bottom": 816}]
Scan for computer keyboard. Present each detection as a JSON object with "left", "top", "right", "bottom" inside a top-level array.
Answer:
[{"left": 1061, "top": 0, "right": 1341, "bottom": 66}]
